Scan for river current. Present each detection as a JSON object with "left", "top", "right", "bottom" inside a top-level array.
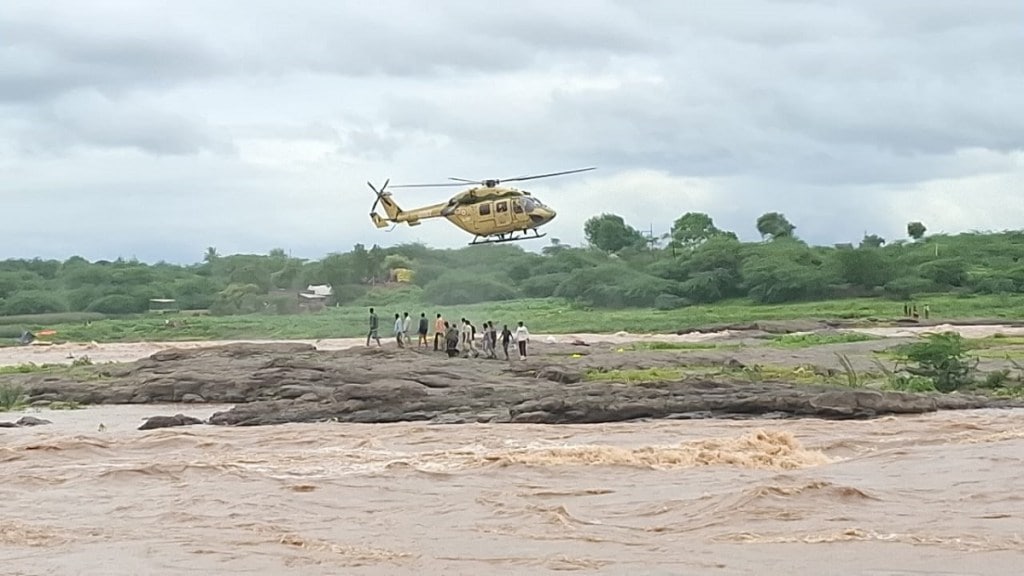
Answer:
[{"left": 2, "top": 404, "right": 1022, "bottom": 575}]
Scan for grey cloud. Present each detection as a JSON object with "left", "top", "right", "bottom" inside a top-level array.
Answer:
[
  {"left": 0, "top": 18, "right": 225, "bottom": 103},
  {"left": 2, "top": 0, "right": 1023, "bottom": 261},
  {"left": 375, "top": 0, "right": 1024, "bottom": 188},
  {"left": 10, "top": 89, "right": 231, "bottom": 156}
]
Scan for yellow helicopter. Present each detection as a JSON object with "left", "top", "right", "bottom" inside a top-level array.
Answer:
[{"left": 368, "top": 167, "right": 595, "bottom": 244}]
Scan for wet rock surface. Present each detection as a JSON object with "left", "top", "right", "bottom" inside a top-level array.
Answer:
[
  {"left": 0, "top": 415, "right": 52, "bottom": 428},
  {"left": 10, "top": 336, "right": 1023, "bottom": 427}
]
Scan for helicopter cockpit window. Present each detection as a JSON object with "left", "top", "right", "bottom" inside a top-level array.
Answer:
[
  {"left": 496, "top": 201, "right": 508, "bottom": 213},
  {"left": 522, "top": 198, "right": 537, "bottom": 213},
  {"left": 512, "top": 200, "right": 524, "bottom": 214},
  {"left": 479, "top": 203, "right": 491, "bottom": 216}
]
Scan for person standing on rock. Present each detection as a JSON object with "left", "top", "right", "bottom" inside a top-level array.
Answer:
[
  {"left": 445, "top": 321, "right": 460, "bottom": 357},
  {"left": 480, "top": 321, "right": 494, "bottom": 358},
  {"left": 487, "top": 321, "right": 498, "bottom": 358},
  {"left": 487, "top": 322, "right": 498, "bottom": 359},
  {"left": 366, "top": 308, "right": 381, "bottom": 347},
  {"left": 417, "top": 312, "right": 429, "bottom": 348},
  {"left": 402, "top": 312, "right": 412, "bottom": 345},
  {"left": 513, "top": 321, "right": 530, "bottom": 360},
  {"left": 461, "top": 318, "right": 478, "bottom": 357},
  {"left": 394, "top": 313, "right": 404, "bottom": 347},
  {"left": 433, "top": 313, "right": 444, "bottom": 351},
  {"left": 500, "top": 324, "right": 513, "bottom": 360}
]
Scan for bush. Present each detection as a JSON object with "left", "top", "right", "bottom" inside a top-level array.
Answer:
[
  {"left": 654, "top": 293, "right": 688, "bottom": 310},
  {"left": 554, "top": 264, "right": 681, "bottom": 308},
  {"left": 518, "top": 273, "right": 570, "bottom": 298},
  {"left": 331, "top": 284, "right": 368, "bottom": 305},
  {"left": 355, "top": 285, "right": 425, "bottom": 307},
  {"left": 421, "top": 271, "right": 519, "bottom": 305},
  {"left": 892, "top": 332, "right": 977, "bottom": 392},
  {"left": 882, "top": 277, "right": 937, "bottom": 300},
  {"left": 1, "top": 291, "right": 67, "bottom": 315}
]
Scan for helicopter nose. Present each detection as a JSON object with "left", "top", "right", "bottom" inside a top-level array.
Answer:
[{"left": 530, "top": 208, "right": 556, "bottom": 225}]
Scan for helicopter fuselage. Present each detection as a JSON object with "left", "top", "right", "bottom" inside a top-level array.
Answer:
[{"left": 442, "top": 187, "right": 556, "bottom": 237}]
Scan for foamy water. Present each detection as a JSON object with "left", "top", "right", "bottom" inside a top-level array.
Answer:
[{"left": 2, "top": 404, "right": 1022, "bottom": 575}]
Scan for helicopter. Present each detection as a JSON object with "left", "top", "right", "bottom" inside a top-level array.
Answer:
[{"left": 367, "top": 167, "right": 595, "bottom": 245}]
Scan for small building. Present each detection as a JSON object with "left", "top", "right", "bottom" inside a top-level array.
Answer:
[
  {"left": 297, "top": 284, "right": 331, "bottom": 312},
  {"left": 148, "top": 298, "right": 179, "bottom": 314},
  {"left": 305, "top": 284, "right": 333, "bottom": 297},
  {"left": 390, "top": 268, "right": 414, "bottom": 283}
]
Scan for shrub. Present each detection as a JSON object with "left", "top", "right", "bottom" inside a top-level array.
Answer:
[
  {"left": 421, "top": 271, "right": 519, "bottom": 305},
  {"left": 654, "top": 293, "right": 688, "bottom": 310},
  {"left": 1, "top": 291, "right": 67, "bottom": 315},
  {"left": 892, "top": 332, "right": 977, "bottom": 392}
]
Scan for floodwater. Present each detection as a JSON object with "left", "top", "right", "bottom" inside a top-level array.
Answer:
[{"left": 2, "top": 404, "right": 1022, "bottom": 575}]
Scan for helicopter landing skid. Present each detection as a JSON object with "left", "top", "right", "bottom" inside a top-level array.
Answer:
[{"left": 470, "top": 229, "right": 546, "bottom": 245}]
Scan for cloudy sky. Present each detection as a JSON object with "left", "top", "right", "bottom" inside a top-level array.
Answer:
[{"left": 3, "top": 0, "right": 1022, "bottom": 263}]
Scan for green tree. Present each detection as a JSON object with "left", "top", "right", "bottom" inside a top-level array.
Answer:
[
  {"left": 756, "top": 212, "right": 796, "bottom": 240},
  {"left": 860, "top": 234, "right": 885, "bottom": 248},
  {"left": 349, "top": 243, "right": 371, "bottom": 283},
  {"left": 835, "top": 247, "right": 893, "bottom": 288},
  {"left": 907, "top": 221, "right": 927, "bottom": 240},
  {"left": 383, "top": 254, "right": 413, "bottom": 271},
  {"left": 542, "top": 237, "right": 568, "bottom": 255},
  {"left": 583, "top": 214, "right": 646, "bottom": 252},
  {"left": 367, "top": 244, "right": 386, "bottom": 283},
  {"left": 669, "top": 212, "right": 735, "bottom": 250}
]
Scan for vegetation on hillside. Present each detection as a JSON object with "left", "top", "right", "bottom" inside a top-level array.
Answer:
[{"left": 1, "top": 212, "right": 1023, "bottom": 321}]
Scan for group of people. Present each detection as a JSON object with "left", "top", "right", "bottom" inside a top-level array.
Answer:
[{"left": 365, "top": 308, "right": 531, "bottom": 360}]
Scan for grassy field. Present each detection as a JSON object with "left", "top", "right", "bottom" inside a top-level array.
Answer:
[{"left": 1, "top": 293, "right": 1023, "bottom": 344}]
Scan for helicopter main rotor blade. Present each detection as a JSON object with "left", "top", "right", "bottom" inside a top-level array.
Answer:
[
  {"left": 447, "top": 177, "right": 479, "bottom": 183},
  {"left": 389, "top": 182, "right": 468, "bottom": 188},
  {"left": 499, "top": 167, "right": 596, "bottom": 183}
]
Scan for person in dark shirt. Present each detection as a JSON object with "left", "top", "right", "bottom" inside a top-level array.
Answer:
[
  {"left": 366, "top": 307, "right": 381, "bottom": 346},
  {"left": 417, "top": 312, "right": 429, "bottom": 347},
  {"left": 487, "top": 321, "right": 498, "bottom": 359},
  {"left": 500, "top": 324, "right": 512, "bottom": 360},
  {"left": 444, "top": 322, "right": 460, "bottom": 357}
]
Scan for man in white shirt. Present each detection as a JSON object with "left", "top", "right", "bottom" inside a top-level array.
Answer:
[
  {"left": 460, "top": 318, "right": 478, "bottom": 357},
  {"left": 513, "top": 321, "right": 530, "bottom": 360},
  {"left": 393, "top": 313, "right": 404, "bottom": 347},
  {"left": 402, "top": 312, "right": 412, "bottom": 345}
]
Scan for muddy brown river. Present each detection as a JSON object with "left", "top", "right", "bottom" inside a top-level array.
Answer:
[{"left": 2, "top": 404, "right": 1021, "bottom": 575}]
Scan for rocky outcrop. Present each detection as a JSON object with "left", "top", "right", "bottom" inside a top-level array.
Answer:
[
  {"left": 11, "top": 342, "right": 1022, "bottom": 428},
  {"left": 138, "top": 413, "right": 205, "bottom": 430},
  {"left": 0, "top": 415, "right": 52, "bottom": 428}
]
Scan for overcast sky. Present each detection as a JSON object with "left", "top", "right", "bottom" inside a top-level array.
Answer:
[{"left": 3, "top": 0, "right": 1022, "bottom": 263}]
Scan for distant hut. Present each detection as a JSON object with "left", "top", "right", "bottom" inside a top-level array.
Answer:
[{"left": 297, "top": 284, "right": 332, "bottom": 312}]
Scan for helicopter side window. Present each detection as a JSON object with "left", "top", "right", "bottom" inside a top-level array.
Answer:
[
  {"left": 512, "top": 200, "right": 524, "bottom": 214},
  {"left": 496, "top": 201, "right": 508, "bottom": 213},
  {"left": 479, "top": 203, "right": 491, "bottom": 216}
]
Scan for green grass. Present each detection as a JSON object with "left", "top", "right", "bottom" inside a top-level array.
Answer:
[
  {"left": 1, "top": 292, "right": 1022, "bottom": 344},
  {"left": 0, "top": 312, "right": 107, "bottom": 326},
  {"left": 583, "top": 363, "right": 858, "bottom": 387},
  {"left": 0, "top": 384, "right": 27, "bottom": 411},
  {"left": 765, "top": 332, "right": 880, "bottom": 348}
]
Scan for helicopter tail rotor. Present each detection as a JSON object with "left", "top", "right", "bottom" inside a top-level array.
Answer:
[{"left": 368, "top": 179, "right": 403, "bottom": 228}]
